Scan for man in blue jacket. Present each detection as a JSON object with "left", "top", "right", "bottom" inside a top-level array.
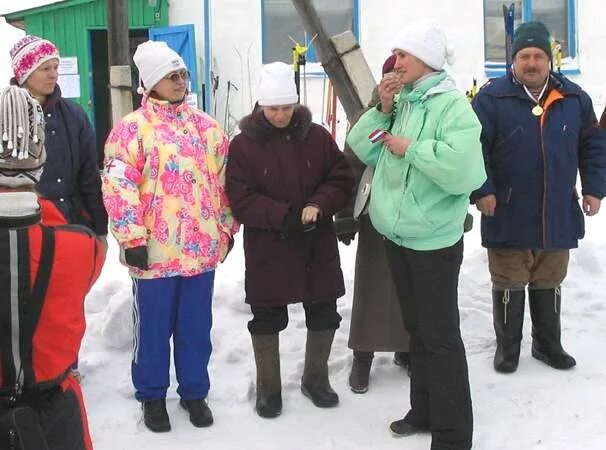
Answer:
[{"left": 472, "top": 22, "right": 606, "bottom": 374}]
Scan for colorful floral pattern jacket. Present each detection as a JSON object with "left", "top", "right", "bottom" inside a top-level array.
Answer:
[{"left": 102, "top": 96, "right": 238, "bottom": 279}]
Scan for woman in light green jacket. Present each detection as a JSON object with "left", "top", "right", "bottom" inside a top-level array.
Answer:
[{"left": 347, "top": 21, "right": 485, "bottom": 450}]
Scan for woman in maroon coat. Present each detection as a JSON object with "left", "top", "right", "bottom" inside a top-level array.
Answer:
[{"left": 226, "top": 62, "right": 353, "bottom": 419}]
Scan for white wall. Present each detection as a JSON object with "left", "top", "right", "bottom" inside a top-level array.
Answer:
[
  {"left": 0, "top": 18, "right": 25, "bottom": 87},
  {"left": 174, "top": 0, "right": 606, "bottom": 127},
  {"left": 168, "top": 0, "right": 206, "bottom": 108}
]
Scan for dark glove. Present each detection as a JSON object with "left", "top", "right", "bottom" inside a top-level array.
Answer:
[
  {"left": 282, "top": 209, "right": 316, "bottom": 238},
  {"left": 124, "top": 246, "right": 149, "bottom": 271},
  {"left": 221, "top": 237, "right": 234, "bottom": 263},
  {"left": 338, "top": 232, "right": 357, "bottom": 245},
  {"left": 463, "top": 213, "right": 473, "bottom": 233}
]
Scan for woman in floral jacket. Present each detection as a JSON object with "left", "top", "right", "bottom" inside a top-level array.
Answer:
[{"left": 102, "top": 41, "right": 237, "bottom": 433}]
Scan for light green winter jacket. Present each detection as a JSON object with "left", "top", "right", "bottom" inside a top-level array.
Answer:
[{"left": 346, "top": 71, "right": 486, "bottom": 251}]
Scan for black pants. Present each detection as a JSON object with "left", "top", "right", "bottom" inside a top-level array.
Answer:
[
  {"left": 248, "top": 301, "right": 341, "bottom": 335},
  {"left": 385, "top": 238, "right": 473, "bottom": 450}
]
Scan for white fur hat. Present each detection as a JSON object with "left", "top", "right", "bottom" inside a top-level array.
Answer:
[
  {"left": 257, "top": 62, "right": 298, "bottom": 106},
  {"left": 133, "top": 41, "right": 187, "bottom": 93},
  {"left": 391, "top": 20, "right": 455, "bottom": 70}
]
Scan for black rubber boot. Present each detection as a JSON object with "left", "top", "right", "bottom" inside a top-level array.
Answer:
[
  {"left": 180, "top": 399, "right": 213, "bottom": 427},
  {"left": 251, "top": 333, "right": 282, "bottom": 418},
  {"left": 529, "top": 287, "right": 576, "bottom": 370},
  {"left": 142, "top": 399, "right": 171, "bottom": 432},
  {"left": 493, "top": 289, "right": 525, "bottom": 373},
  {"left": 348, "top": 351, "right": 373, "bottom": 393},
  {"left": 301, "top": 329, "right": 339, "bottom": 408},
  {"left": 393, "top": 352, "right": 411, "bottom": 377}
]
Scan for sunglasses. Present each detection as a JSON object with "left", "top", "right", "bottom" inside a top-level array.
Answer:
[{"left": 164, "top": 70, "right": 190, "bottom": 82}]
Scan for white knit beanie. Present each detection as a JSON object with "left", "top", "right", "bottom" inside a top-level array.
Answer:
[
  {"left": 257, "top": 62, "right": 298, "bottom": 106},
  {"left": 133, "top": 41, "right": 187, "bottom": 93},
  {"left": 391, "top": 21, "right": 455, "bottom": 70}
]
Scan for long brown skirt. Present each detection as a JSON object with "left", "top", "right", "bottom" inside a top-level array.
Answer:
[{"left": 347, "top": 215, "right": 410, "bottom": 352}]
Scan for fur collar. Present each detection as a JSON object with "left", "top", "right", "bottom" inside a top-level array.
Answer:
[{"left": 238, "top": 105, "right": 313, "bottom": 144}]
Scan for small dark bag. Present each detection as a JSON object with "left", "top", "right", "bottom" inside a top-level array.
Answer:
[{"left": 0, "top": 405, "right": 49, "bottom": 450}]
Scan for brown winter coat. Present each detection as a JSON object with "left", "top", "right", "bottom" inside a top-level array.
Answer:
[
  {"left": 226, "top": 106, "right": 353, "bottom": 306},
  {"left": 600, "top": 106, "right": 606, "bottom": 129}
]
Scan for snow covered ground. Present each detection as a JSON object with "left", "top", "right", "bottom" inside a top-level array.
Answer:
[{"left": 81, "top": 207, "right": 606, "bottom": 450}]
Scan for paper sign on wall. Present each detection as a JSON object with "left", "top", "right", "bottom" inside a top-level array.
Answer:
[
  {"left": 59, "top": 57, "right": 78, "bottom": 75},
  {"left": 58, "top": 74, "right": 81, "bottom": 98}
]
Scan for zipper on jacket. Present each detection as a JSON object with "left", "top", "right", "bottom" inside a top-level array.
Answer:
[
  {"left": 539, "top": 119, "right": 548, "bottom": 247},
  {"left": 8, "top": 230, "right": 24, "bottom": 394},
  {"left": 392, "top": 102, "right": 413, "bottom": 236}
]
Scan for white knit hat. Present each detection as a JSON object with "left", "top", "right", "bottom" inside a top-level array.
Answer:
[
  {"left": 133, "top": 41, "right": 187, "bottom": 93},
  {"left": 257, "top": 62, "right": 298, "bottom": 106},
  {"left": 391, "top": 20, "right": 455, "bottom": 70}
]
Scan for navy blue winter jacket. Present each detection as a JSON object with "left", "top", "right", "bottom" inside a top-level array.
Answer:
[
  {"left": 38, "top": 86, "right": 108, "bottom": 235},
  {"left": 471, "top": 72, "right": 606, "bottom": 249}
]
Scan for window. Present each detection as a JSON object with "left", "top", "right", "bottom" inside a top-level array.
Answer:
[
  {"left": 484, "top": 0, "right": 576, "bottom": 69},
  {"left": 261, "top": 0, "right": 358, "bottom": 64}
]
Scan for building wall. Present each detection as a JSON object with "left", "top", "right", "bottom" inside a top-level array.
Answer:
[
  {"left": 167, "top": 0, "right": 205, "bottom": 108},
  {"left": 206, "top": 0, "right": 606, "bottom": 128}
]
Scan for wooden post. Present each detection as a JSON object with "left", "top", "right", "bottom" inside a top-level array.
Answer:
[
  {"left": 107, "top": 0, "right": 133, "bottom": 125},
  {"left": 290, "top": 0, "right": 366, "bottom": 122}
]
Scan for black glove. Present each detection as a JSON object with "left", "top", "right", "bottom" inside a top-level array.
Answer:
[
  {"left": 221, "top": 237, "right": 234, "bottom": 263},
  {"left": 463, "top": 213, "right": 473, "bottom": 233},
  {"left": 282, "top": 209, "right": 316, "bottom": 238},
  {"left": 124, "top": 246, "right": 149, "bottom": 271},
  {"left": 338, "top": 232, "right": 357, "bottom": 245}
]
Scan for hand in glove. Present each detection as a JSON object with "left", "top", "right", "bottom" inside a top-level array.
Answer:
[
  {"left": 338, "top": 232, "right": 357, "bottom": 246},
  {"left": 124, "top": 246, "right": 149, "bottom": 271},
  {"left": 221, "top": 237, "right": 235, "bottom": 263},
  {"left": 282, "top": 209, "right": 316, "bottom": 238}
]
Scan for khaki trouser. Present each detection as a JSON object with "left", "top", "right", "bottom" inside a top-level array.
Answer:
[{"left": 487, "top": 248, "right": 569, "bottom": 290}]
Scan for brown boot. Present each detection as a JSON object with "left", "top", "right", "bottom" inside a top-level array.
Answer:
[
  {"left": 301, "top": 329, "right": 339, "bottom": 408},
  {"left": 348, "top": 351, "right": 373, "bottom": 393},
  {"left": 251, "top": 333, "right": 282, "bottom": 418}
]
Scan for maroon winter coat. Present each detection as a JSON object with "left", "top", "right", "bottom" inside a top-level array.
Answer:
[{"left": 227, "top": 106, "right": 353, "bottom": 306}]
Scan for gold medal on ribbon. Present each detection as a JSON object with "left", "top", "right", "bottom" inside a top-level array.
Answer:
[{"left": 532, "top": 105, "right": 544, "bottom": 116}]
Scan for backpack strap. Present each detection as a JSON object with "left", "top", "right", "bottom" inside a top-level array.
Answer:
[{"left": 20, "top": 225, "right": 55, "bottom": 389}]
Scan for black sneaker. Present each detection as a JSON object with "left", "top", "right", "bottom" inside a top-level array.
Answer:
[
  {"left": 389, "top": 418, "right": 427, "bottom": 437},
  {"left": 142, "top": 399, "right": 171, "bottom": 433},
  {"left": 180, "top": 399, "right": 214, "bottom": 427}
]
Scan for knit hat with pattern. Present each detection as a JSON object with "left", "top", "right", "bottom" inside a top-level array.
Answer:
[
  {"left": 10, "top": 35, "right": 60, "bottom": 86},
  {"left": 0, "top": 86, "right": 46, "bottom": 187}
]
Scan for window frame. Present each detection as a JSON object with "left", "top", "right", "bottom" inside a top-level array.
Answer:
[
  {"left": 483, "top": 0, "right": 578, "bottom": 77},
  {"left": 260, "top": 0, "right": 360, "bottom": 75}
]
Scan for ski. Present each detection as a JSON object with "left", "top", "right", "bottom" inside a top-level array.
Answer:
[{"left": 503, "top": 3, "right": 515, "bottom": 74}]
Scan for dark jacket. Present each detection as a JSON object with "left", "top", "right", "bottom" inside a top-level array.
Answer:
[
  {"left": 600, "top": 105, "right": 606, "bottom": 129},
  {"left": 226, "top": 106, "right": 353, "bottom": 306},
  {"left": 471, "top": 72, "right": 606, "bottom": 249},
  {"left": 38, "top": 85, "right": 108, "bottom": 235}
]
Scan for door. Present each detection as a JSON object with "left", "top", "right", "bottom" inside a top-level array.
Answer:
[{"left": 149, "top": 25, "right": 199, "bottom": 96}]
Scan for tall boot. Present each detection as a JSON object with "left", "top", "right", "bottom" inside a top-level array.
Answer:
[
  {"left": 529, "top": 287, "right": 576, "bottom": 369},
  {"left": 493, "top": 289, "right": 525, "bottom": 373},
  {"left": 251, "top": 333, "right": 282, "bottom": 418},
  {"left": 348, "top": 351, "right": 374, "bottom": 394},
  {"left": 301, "top": 329, "right": 339, "bottom": 407}
]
